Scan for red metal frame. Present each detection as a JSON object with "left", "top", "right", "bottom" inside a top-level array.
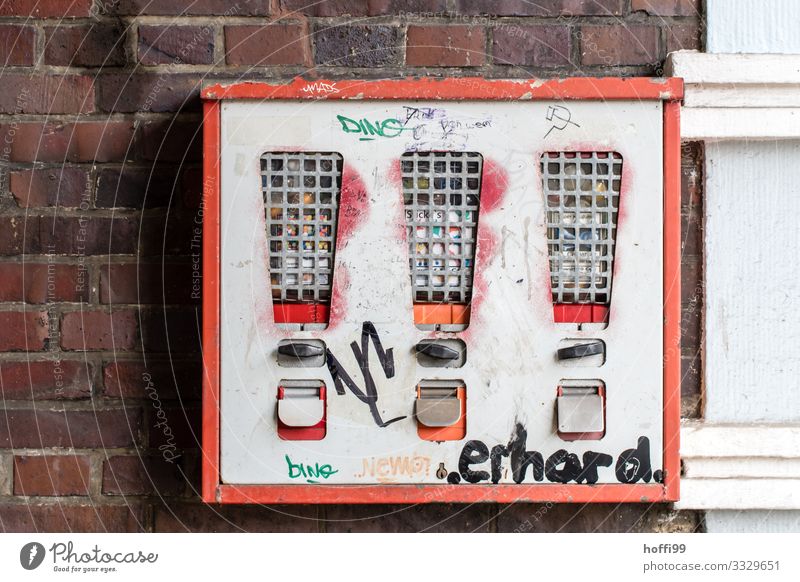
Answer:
[{"left": 201, "top": 77, "right": 683, "bottom": 504}]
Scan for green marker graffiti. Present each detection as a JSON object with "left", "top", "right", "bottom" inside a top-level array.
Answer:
[
  {"left": 285, "top": 455, "right": 339, "bottom": 483},
  {"left": 337, "top": 114, "right": 406, "bottom": 140}
]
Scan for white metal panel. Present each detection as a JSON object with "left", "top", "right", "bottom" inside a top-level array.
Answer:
[
  {"left": 679, "top": 423, "right": 800, "bottom": 510},
  {"left": 667, "top": 51, "right": 800, "bottom": 140},
  {"left": 705, "top": 141, "right": 800, "bottom": 422},
  {"left": 218, "top": 99, "right": 664, "bottom": 485},
  {"left": 668, "top": 52, "right": 800, "bottom": 86},
  {"left": 707, "top": 0, "right": 800, "bottom": 54},
  {"left": 705, "top": 511, "right": 800, "bottom": 533},
  {"left": 679, "top": 480, "right": 800, "bottom": 510}
]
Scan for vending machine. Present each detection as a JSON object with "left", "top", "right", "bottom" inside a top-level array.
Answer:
[{"left": 201, "top": 77, "right": 682, "bottom": 503}]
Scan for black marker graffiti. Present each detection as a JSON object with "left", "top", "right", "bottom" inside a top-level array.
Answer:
[
  {"left": 453, "top": 423, "right": 653, "bottom": 485},
  {"left": 508, "top": 423, "right": 544, "bottom": 483},
  {"left": 325, "top": 322, "right": 406, "bottom": 428},
  {"left": 615, "top": 436, "right": 653, "bottom": 484},
  {"left": 544, "top": 104, "right": 580, "bottom": 138}
]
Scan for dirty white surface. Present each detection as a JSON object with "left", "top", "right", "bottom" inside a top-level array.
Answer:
[
  {"left": 704, "top": 141, "right": 800, "bottom": 423},
  {"left": 218, "top": 99, "right": 664, "bottom": 485},
  {"left": 707, "top": 0, "right": 800, "bottom": 54}
]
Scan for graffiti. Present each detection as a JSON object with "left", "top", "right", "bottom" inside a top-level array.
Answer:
[
  {"left": 337, "top": 114, "right": 406, "bottom": 141},
  {"left": 302, "top": 81, "right": 340, "bottom": 95},
  {"left": 336, "top": 107, "right": 492, "bottom": 147},
  {"left": 438, "top": 117, "right": 492, "bottom": 139},
  {"left": 615, "top": 436, "right": 654, "bottom": 483},
  {"left": 325, "top": 322, "right": 407, "bottom": 427},
  {"left": 356, "top": 455, "right": 431, "bottom": 483},
  {"left": 446, "top": 423, "right": 655, "bottom": 485},
  {"left": 404, "top": 112, "right": 492, "bottom": 151},
  {"left": 401, "top": 105, "right": 443, "bottom": 123},
  {"left": 544, "top": 105, "right": 580, "bottom": 138},
  {"left": 285, "top": 455, "right": 338, "bottom": 484}
]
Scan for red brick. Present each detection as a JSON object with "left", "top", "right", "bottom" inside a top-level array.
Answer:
[
  {"left": 140, "top": 213, "right": 196, "bottom": 256},
  {"left": 0, "top": 24, "right": 35, "bottom": 65},
  {"left": 138, "top": 25, "right": 214, "bottom": 65},
  {"left": 496, "top": 503, "right": 696, "bottom": 532},
  {"left": 136, "top": 119, "right": 202, "bottom": 163},
  {"left": 10, "top": 167, "right": 89, "bottom": 208},
  {"left": 0, "top": 75, "right": 94, "bottom": 114},
  {"left": 406, "top": 26, "right": 486, "bottom": 67},
  {"left": 314, "top": 24, "right": 399, "bottom": 67},
  {"left": 148, "top": 404, "right": 200, "bottom": 449},
  {"left": 139, "top": 309, "right": 201, "bottom": 353},
  {"left": 103, "top": 360, "right": 200, "bottom": 400},
  {"left": 0, "top": 455, "right": 10, "bottom": 495},
  {"left": 666, "top": 21, "right": 702, "bottom": 53},
  {"left": 580, "top": 25, "right": 661, "bottom": 66},
  {"left": 100, "top": 262, "right": 197, "bottom": 304},
  {"left": 632, "top": 0, "right": 699, "bottom": 16},
  {"left": 0, "top": 121, "right": 135, "bottom": 163},
  {"left": 60, "top": 310, "right": 137, "bottom": 351},
  {"left": 181, "top": 167, "right": 203, "bottom": 208},
  {"left": 681, "top": 356, "right": 702, "bottom": 417},
  {"left": 13, "top": 455, "right": 92, "bottom": 496},
  {"left": 154, "top": 503, "right": 319, "bottom": 532},
  {"left": 681, "top": 298, "right": 701, "bottom": 349},
  {"left": 455, "top": 0, "right": 624, "bottom": 16},
  {"left": 681, "top": 209, "right": 702, "bottom": 257},
  {"left": 0, "top": 408, "right": 142, "bottom": 448},
  {"left": 103, "top": 455, "right": 186, "bottom": 495},
  {"left": 0, "top": 311, "right": 49, "bottom": 351},
  {"left": 281, "top": 0, "right": 368, "bottom": 16},
  {"left": 0, "top": 503, "right": 145, "bottom": 532},
  {"left": 36, "top": 216, "right": 139, "bottom": 255},
  {"left": 95, "top": 167, "right": 175, "bottom": 209},
  {"left": 368, "top": 0, "right": 447, "bottom": 15},
  {"left": 681, "top": 259, "right": 702, "bottom": 305},
  {"left": 225, "top": 24, "right": 309, "bottom": 66},
  {"left": 0, "top": 360, "right": 92, "bottom": 400},
  {"left": 493, "top": 25, "right": 572, "bottom": 68},
  {"left": 44, "top": 23, "right": 127, "bottom": 67},
  {"left": 104, "top": 0, "right": 269, "bottom": 16},
  {"left": 325, "top": 504, "right": 493, "bottom": 532},
  {"left": 0, "top": 0, "right": 92, "bottom": 17},
  {"left": 0, "top": 216, "right": 39, "bottom": 256},
  {"left": 98, "top": 73, "right": 200, "bottom": 113},
  {"left": 0, "top": 263, "right": 89, "bottom": 303}
]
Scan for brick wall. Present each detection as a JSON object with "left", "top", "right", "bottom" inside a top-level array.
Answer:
[{"left": 0, "top": 0, "right": 703, "bottom": 532}]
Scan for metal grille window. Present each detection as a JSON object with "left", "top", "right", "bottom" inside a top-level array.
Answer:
[
  {"left": 261, "top": 152, "right": 342, "bottom": 304},
  {"left": 541, "top": 152, "right": 622, "bottom": 304},
  {"left": 401, "top": 152, "right": 483, "bottom": 304}
]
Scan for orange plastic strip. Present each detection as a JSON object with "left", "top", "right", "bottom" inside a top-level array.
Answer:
[
  {"left": 217, "top": 483, "right": 669, "bottom": 504},
  {"left": 202, "top": 77, "right": 684, "bottom": 102},
  {"left": 201, "top": 100, "right": 221, "bottom": 503},
  {"left": 662, "top": 100, "right": 682, "bottom": 502}
]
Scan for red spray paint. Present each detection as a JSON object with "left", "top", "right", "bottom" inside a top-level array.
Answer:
[{"left": 327, "top": 166, "right": 369, "bottom": 329}]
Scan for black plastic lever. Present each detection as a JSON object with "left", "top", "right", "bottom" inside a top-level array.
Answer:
[
  {"left": 416, "top": 342, "right": 460, "bottom": 360},
  {"left": 557, "top": 340, "right": 605, "bottom": 360},
  {"left": 278, "top": 342, "right": 325, "bottom": 358}
]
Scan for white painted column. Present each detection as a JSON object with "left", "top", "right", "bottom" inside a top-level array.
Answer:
[{"left": 669, "top": 0, "right": 800, "bottom": 532}]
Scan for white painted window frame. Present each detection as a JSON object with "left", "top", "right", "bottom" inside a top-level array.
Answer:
[{"left": 668, "top": 50, "right": 800, "bottom": 510}]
